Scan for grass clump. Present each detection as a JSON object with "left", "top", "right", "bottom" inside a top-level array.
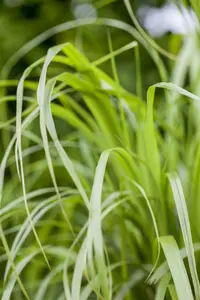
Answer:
[{"left": 1, "top": 1, "right": 200, "bottom": 299}]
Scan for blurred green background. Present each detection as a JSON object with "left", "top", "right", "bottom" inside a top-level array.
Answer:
[{"left": 0, "top": 0, "right": 169, "bottom": 92}]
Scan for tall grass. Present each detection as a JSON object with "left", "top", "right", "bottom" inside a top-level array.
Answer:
[{"left": 1, "top": 0, "right": 200, "bottom": 299}]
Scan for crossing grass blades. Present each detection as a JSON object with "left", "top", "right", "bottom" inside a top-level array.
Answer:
[{"left": 1, "top": 0, "right": 200, "bottom": 299}]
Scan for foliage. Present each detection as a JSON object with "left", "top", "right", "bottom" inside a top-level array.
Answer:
[{"left": 1, "top": 0, "right": 200, "bottom": 299}]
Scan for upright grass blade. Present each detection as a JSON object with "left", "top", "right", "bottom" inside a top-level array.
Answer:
[
  {"left": 167, "top": 172, "right": 200, "bottom": 299},
  {"left": 134, "top": 44, "right": 142, "bottom": 100},
  {"left": 129, "top": 180, "right": 160, "bottom": 280},
  {"left": 71, "top": 149, "right": 115, "bottom": 300},
  {"left": 89, "top": 149, "right": 114, "bottom": 300},
  {"left": 71, "top": 238, "right": 88, "bottom": 300},
  {"left": 144, "top": 86, "right": 161, "bottom": 191},
  {"left": 16, "top": 57, "right": 51, "bottom": 268},
  {"left": 155, "top": 272, "right": 171, "bottom": 300},
  {"left": 168, "top": 284, "right": 179, "bottom": 300},
  {"left": 107, "top": 31, "right": 131, "bottom": 149},
  {"left": 63, "top": 223, "right": 89, "bottom": 300},
  {"left": 166, "top": 36, "right": 195, "bottom": 172},
  {"left": 37, "top": 44, "right": 77, "bottom": 232},
  {"left": 159, "top": 236, "right": 194, "bottom": 300},
  {"left": 68, "top": 147, "right": 139, "bottom": 299},
  {"left": 191, "top": 142, "right": 200, "bottom": 233},
  {"left": 42, "top": 78, "right": 90, "bottom": 207}
]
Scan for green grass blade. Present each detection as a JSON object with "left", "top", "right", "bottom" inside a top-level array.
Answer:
[
  {"left": 149, "top": 243, "right": 200, "bottom": 284},
  {"left": 89, "top": 149, "right": 114, "bottom": 299},
  {"left": 153, "top": 82, "right": 200, "bottom": 102},
  {"left": 168, "top": 284, "right": 179, "bottom": 300},
  {"left": 2, "top": 249, "right": 41, "bottom": 300},
  {"left": 0, "top": 225, "right": 30, "bottom": 300},
  {"left": 155, "top": 272, "right": 171, "bottom": 300},
  {"left": 123, "top": 0, "right": 176, "bottom": 60},
  {"left": 159, "top": 236, "right": 194, "bottom": 300},
  {"left": 167, "top": 172, "right": 200, "bottom": 299},
  {"left": 107, "top": 31, "right": 130, "bottom": 148},
  {"left": 43, "top": 76, "right": 90, "bottom": 208},
  {"left": 2, "top": 18, "right": 169, "bottom": 82},
  {"left": 145, "top": 86, "right": 161, "bottom": 189},
  {"left": 16, "top": 58, "right": 51, "bottom": 268},
  {"left": 129, "top": 180, "right": 160, "bottom": 280}
]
